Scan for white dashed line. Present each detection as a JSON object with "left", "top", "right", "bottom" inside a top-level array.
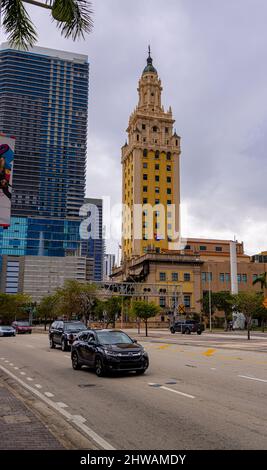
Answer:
[
  {"left": 72, "top": 415, "right": 86, "bottom": 423},
  {"left": 161, "top": 386, "right": 195, "bottom": 399},
  {"left": 238, "top": 375, "right": 267, "bottom": 383},
  {"left": 64, "top": 355, "right": 70, "bottom": 358},
  {"left": 0, "top": 365, "right": 114, "bottom": 450},
  {"left": 44, "top": 392, "right": 54, "bottom": 398},
  {"left": 20, "top": 372, "right": 26, "bottom": 375},
  {"left": 14, "top": 367, "right": 19, "bottom": 370},
  {"left": 210, "top": 368, "right": 217, "bottom": 370},
  {"left": 56, "top": 402, "right": 68, "bottom": 408},
  {"left": 35, "top": 384, "right": 42, "bottom": 389},
  {"left": 9, "top": 363, "right": 14, "bottom": 366},
  {"left": 4, "top": 360, "right": 9, "bottom": 363},
  {"left": 148, "top": 383, "right": 195, "bottom": 399},
  {"left": 26, "top": 377, "right": 33, "bottom": 381}
]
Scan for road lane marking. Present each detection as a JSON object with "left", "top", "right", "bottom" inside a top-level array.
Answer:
[
  {"left": 9, "top": 363, "right": 13, "bottom": 366},
  {"left": 202, "top": 348, "right": 216, "bottom": 357},
  {"left": 0, "top": 365, "right": 115, "bottom": 450},
  {"left": 157, "top": 344, "right": 170, "bottom": 350},
  {"left": 161, "top": 386, "right": 195, "bottom": 399},
  {"left": 148, "top": 383, "right": 195, "bottom": 399},
  {"left": 26, "top": 377, "right": 33, "bottom": 381},
  {"left": 56, "top": 402, "right": 68, "bottom": 408},
  {"left": 210, "top": 368, "right": 217, "bottom": 370},
  {"left": 20, "top": 372, "right": 26, "bottom": 375},
  {"left": 64, "top": 355, "right": 70, "bottom": 359},
  {"left": 72, "top": 415, "right": 86, "bottom": 423},
  {"left": 35, "top": 384, "right": 42, "bottom": 389},
  {"left": 4, "top": 360, "right": 9, "bottom": 363},
  {"left": 14, "top": 367, "right": 19, "bottom": 370},
  {"left": 238, "top": 375, "right": 267, "bottom": 383},
  {"left": 44, "top": 392, "right": 54, "bottom": 397}
]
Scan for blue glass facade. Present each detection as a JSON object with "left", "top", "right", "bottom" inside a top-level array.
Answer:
[
  {"left": 0, "top": 45, "right": 90, "bottom": 263},
  {"left": 0, "top": 217, "right": 81, "bottom": 257},
  {"left": 0, "top": 45, "right": 88, "bottom": 219},
  {"left": 81, "top": 198, "right": 104, "bottom": 281}
]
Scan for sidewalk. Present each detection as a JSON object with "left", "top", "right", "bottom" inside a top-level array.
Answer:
[
  {"left": 0, "top": 373, "right": 63, "bottom": 450},
  {"left": 0, "top": 370, "right": 98, "bottom": 450}
]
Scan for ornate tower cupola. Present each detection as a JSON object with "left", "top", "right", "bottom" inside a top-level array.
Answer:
[{"left": 137, "top": 46, "right": 162, "bottom": 113}]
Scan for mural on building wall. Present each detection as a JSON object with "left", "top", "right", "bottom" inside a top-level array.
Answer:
[{"left": 0, "top": 134, "right": 15, "bottom": 227}]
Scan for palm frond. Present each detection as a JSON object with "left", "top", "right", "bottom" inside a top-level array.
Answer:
[
  {"left": 1, "top": 0, "right": 38, "bottom": 49},
  {"left": 53, "top": 0, "right": 93, "bottom": 41}
]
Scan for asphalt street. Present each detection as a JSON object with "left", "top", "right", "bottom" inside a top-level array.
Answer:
[{"left": 0, "top": 332, "right": 267, "bottom": 450}]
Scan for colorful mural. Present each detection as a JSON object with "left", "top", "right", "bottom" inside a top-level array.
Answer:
[{"left": 0, "top": 134, "right": 15, "bottom": 227}]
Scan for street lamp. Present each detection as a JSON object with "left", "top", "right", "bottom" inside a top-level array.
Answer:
[{"left": 208, "top": 265, "right": 212, "bottom": 332}]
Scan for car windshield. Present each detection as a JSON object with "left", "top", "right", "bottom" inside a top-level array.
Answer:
[
  {"left": 97, "top": 331, "right": 133, "bottom": 345},
  {"left": 65, "top": 323, "right": 86, "bottom": 331},
  {"left": 17, "top": 322, "right": 30, "bottom": 326},
  {"left": 1, "top": 326, "right": 13, "bottom": 330}
]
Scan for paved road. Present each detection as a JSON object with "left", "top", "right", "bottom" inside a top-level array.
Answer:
[{"left": 1, "top": 333, "right": 267, "bottom": 450}]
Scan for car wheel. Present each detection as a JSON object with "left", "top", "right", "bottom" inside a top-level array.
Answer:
[
  {"left": 29, "top": 331, "right": 32, "bottom": 334},
  {"left": 49, "top": 337, "right": 55, "bottom": 349},
  {"left": 61, "top": 339, "right": 68, "bottom": 351},
  {"left": 72, "top": 352, "right": 81, "bottom": 370},
  {"left": 197, "top": 330, "right": 202, "bottom": 335},
  {"left": 185, "top": 328, "right": 191, "bottom": 335},
  {"left": 95, "top": 357, "right": 105, "bottom": 377},
  {"left": 170, "top": 327, "right": 175, "bottom": 334}
]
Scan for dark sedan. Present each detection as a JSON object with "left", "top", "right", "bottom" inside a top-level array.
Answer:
[
  {"left": 71, "top": 329, "right": 149, "bottom": 377},
  {"left": 0, "top": 325, "right": 16, "bottom": 337}
]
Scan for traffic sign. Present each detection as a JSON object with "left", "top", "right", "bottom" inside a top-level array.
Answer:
[
  {"left": 178, "top": 304, "right": 186, "bottom": 314},
  {"left": 263, "top": 298, "right": 267, "bottom": 309}
]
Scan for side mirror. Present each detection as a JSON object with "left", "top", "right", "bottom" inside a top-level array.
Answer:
[{"left": 133, "top": 339, "right": 137, "bottom": 343}]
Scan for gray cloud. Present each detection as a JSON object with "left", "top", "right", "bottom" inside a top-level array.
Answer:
[{"left": 1, "top": 0, "right": 266, "bottom": 255}]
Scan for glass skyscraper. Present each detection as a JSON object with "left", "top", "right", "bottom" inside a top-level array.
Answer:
[{"left": 0, "top": 44, "right": 89, "bottom": 261}]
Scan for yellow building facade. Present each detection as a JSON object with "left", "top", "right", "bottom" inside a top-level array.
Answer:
[{"left": 121, "top": 49, "right": 181, "bottom": 261}]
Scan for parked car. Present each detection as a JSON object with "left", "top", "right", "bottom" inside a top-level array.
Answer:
[
  {"left": 71, "top": 329, "right": 149, "bottom": 377},
  {"left": 170, "top": 320, "right": 204, "bottom": 335},
  {"left": 0, "top": 325, "right": 16, "bottom": 337},
  {"left": 12, "top": 321, "right": 32, "bottom": 334},
  {"left": 49, "top": 320, "right": 87, "bottom": 351}
]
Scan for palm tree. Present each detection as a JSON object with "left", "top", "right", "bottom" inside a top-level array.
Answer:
[
  {"left": 1, "top": 1, "right": 93, "bottom": 50},
  {"left": 253, "top": 272, "right": 267, "bottom": 331},
  {"left": 253, "top": 272, "right": 267, "bottom": 293}
]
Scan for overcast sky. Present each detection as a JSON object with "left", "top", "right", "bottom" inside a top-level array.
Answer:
[{"left": 1, "top": 0, "right": 266, "bottom": 256}]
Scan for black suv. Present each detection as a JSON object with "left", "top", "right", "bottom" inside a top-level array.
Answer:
[
  {"left": 170, "top": 320, "right": 204, "bottom": 335},
  {"left": 49, "top": 320, "right": 87, "bottom": 351},
  {"left": 71, "top": 329, "right": 149, "bottom": 377}
]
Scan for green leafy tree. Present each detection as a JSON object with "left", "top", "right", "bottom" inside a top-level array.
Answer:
[
  {"left": 0, "top": 293, "right": 32, "bottom": 324},
  {"left": 1, "top": 0, "right": 93, "bottom": 50},
  {"left": 198, "top": 291, "right": 216, "bottom": 327},
  {"left": 131, "top": 300, "right": 161, "bottom": 337},
  {"left": 253, "top": 272, "right": 267, "bottom": 330},
  {"left": 54, "top": 280, "right": 96, "bottom": 323},
  {"left": 92, "top": 296, "right": 122, "bottom": 328},
  {"left": 37, "top": 293, "right": 59, "bottom": 330},
  {"left": 231, "top": 291, "right": 265, "bottom": 340},
  {"left": 212, "top": 291, "right": 234, "bottom": 330}
]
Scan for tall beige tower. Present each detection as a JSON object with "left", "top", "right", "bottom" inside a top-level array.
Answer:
[{"left": 121, "top": 49, "right": 181, "bottom": 261}]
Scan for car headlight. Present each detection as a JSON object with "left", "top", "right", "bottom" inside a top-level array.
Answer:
[{"left": 104, "top": 349, "right": 120, "bottom": 357}]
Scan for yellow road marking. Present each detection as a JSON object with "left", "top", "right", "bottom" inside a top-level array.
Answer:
[{"left": 202, "top": 348, "right": 216, "bottom": 357}]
